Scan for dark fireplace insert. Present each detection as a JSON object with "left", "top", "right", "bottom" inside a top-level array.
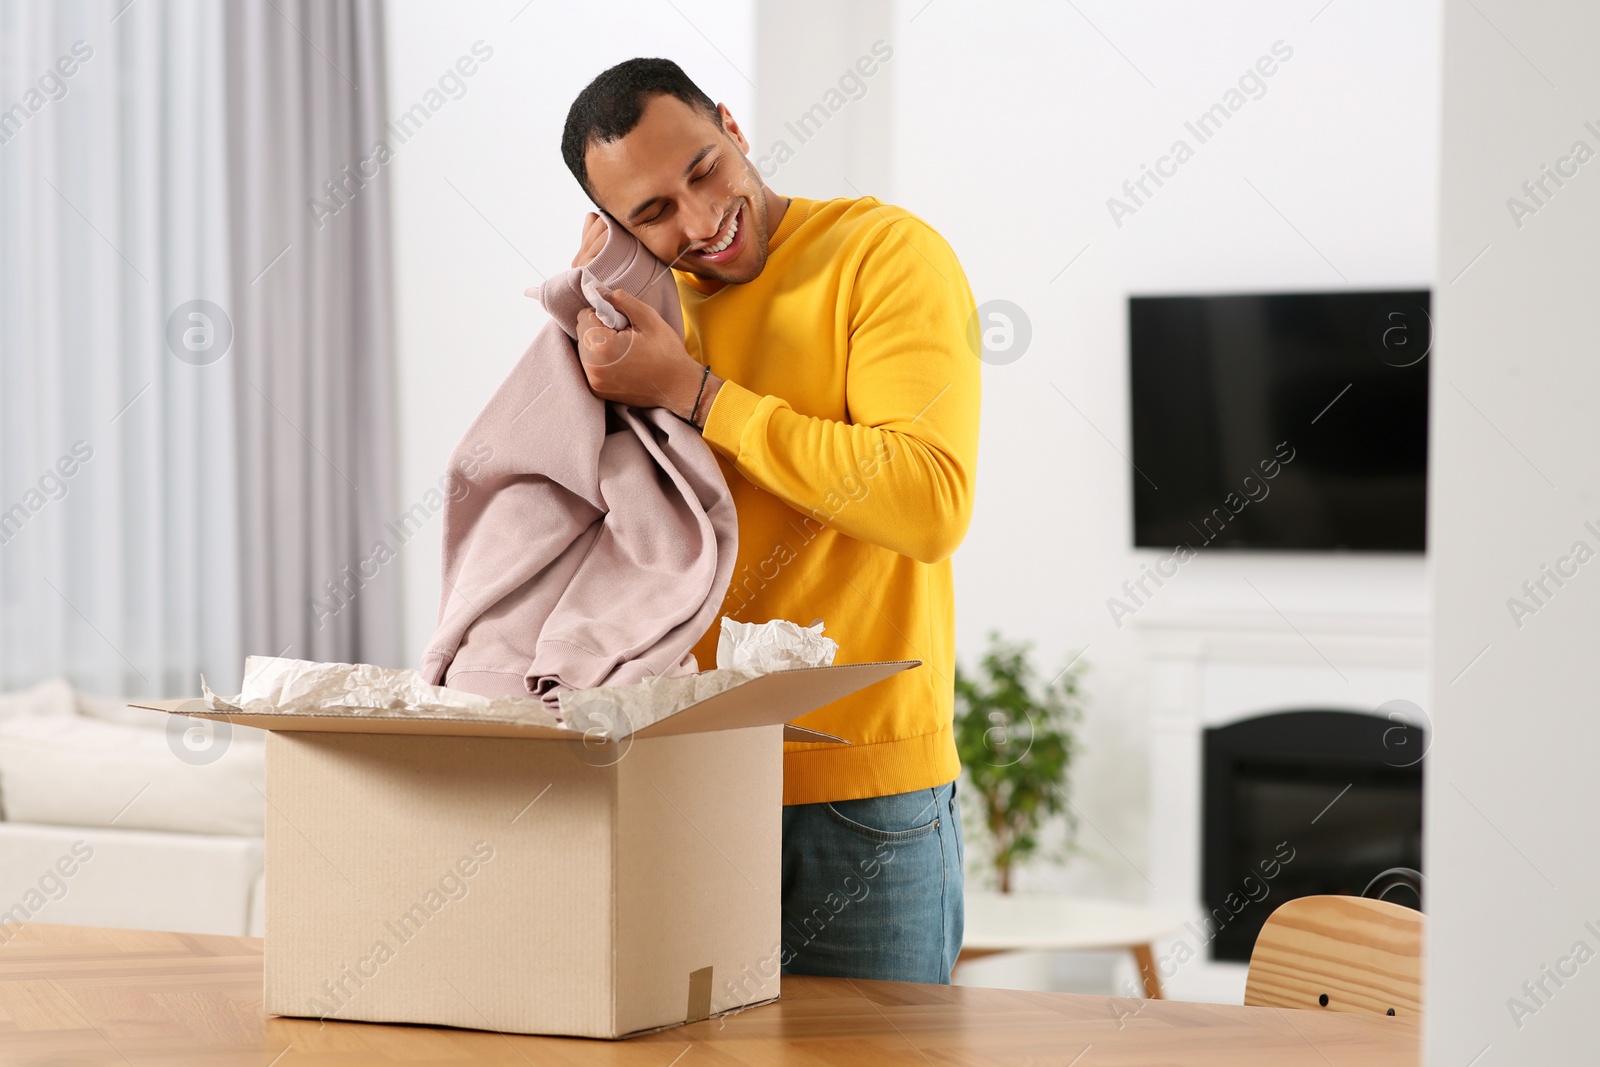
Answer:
[{"left": 1201, "top": 709, "right": 1424, "bottom": 963}]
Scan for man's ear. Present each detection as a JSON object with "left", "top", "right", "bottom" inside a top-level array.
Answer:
[{"left": 717, "top": 102, "right": 751, "bottom": 155}]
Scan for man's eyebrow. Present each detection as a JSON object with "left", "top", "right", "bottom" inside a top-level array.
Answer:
[{"left": 625, "top": 142, "right": 718, "bottom": 221}]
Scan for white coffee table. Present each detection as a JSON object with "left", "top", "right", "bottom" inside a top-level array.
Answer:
[{"left": 957, "top": 891, "right": 1186, "bottom": 999}]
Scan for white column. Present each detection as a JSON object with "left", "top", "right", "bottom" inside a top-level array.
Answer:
[{"left": 1430, "top": 1, "right": 1600, "bottom": 1061}]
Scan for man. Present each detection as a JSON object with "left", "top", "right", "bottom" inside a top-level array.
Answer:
[{"left": 559, "top": 57, "right": 980, "bottom": 985}]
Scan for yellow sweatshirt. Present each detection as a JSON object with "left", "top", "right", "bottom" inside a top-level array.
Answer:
[{"left": 674, "top": 195, "right": 981, "bottom": 806}]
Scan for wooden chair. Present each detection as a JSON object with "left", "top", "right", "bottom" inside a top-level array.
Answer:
[{"left": 1244, "top": 895, "right": 1424, "bottom": 1017}]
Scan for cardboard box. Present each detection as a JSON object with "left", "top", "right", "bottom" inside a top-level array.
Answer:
[{"left": 131, "top": 657, "right": 918, "bottom": 1038}]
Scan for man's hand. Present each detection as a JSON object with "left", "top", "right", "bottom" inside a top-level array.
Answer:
[
  {"left": 576, "top": 287, "right": 719, "bottom": 421},
  {"left": 573, "top": 211, "right": 607, "bottom": 268}
]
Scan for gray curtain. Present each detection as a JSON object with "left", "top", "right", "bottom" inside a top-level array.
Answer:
[
  {"left": 225, "top": 0, "right": 403, "bottom": 674},
  {"left": 1, "top": 0, "right": 400, "bottom": 698}
]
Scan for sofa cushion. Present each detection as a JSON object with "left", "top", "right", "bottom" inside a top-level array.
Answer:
[
  {"left": 0, "top": 677, "right": 78, "bottom": 722},
  {"left": 73, "top": 687, "right": 267, "bottom": 742},
  {"left": 0, "top": 678, "right": 81, "bottom": 820},
  {"left": 0, "top": 715, "right": 263, "bottom": 836},
  {"left": 73, "top": 687, "right": 182, "bottom": 730}
]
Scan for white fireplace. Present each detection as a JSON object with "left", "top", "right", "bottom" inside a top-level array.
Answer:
[{"left": 1132, "top": 609, "right": 1429, "bottom": 1003}]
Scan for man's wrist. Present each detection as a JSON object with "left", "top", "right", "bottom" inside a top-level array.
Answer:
[
  {"left": 670, "top": 361, "right": 706, "bottom": 424},
  {"left": 672, "top": 360, "right": 721, "bottom": 429},
  {"left": 692, "top": 374, "right": 723, "bottom": 430},
  {"left": 668, "top": 362, "right": 717, "bottom": 428}
]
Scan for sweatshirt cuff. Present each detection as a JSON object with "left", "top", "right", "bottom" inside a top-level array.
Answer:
[{"left": 700, "top": 377, "right": 763, "bottom": 459}]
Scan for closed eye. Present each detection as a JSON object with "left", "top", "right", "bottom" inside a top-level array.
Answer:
[{"left": 639, "top": 160, "right": 717, "bottom": 225}]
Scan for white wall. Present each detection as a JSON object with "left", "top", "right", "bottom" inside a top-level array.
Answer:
[
  {"left": 892, "top": 0, "right": 1438, "bottom": 880},
  {"left": 753, "top": 1, "right": 895, "bottom": 199},
  {"left": 385, "top": 0, "right": 754, "bottom": 664},
  {"left": 1428, "top": 1, "right": 1600, "bottom": 1061}
]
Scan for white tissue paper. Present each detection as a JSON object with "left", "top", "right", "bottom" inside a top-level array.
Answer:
[
  {"left": 716, "top": 618, "right": 839, "bottom": 672},
  {"left": 198, "top": 655, "right": 763, "bottom": 737},
  {"left": 201, "top": 656, "right": 566, "bottom": 726}
]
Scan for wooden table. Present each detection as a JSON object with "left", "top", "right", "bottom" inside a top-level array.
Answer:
[
  {"left": 956, "top": 891, "right": 1186, "bottom": 999},
  {"left": 0, "top": 923, "right": 1419, "bottom": 1065}
]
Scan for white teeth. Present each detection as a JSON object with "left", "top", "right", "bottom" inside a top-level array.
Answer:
[{"left": 702, "top": 211, "right": 738, "bottom": 255}]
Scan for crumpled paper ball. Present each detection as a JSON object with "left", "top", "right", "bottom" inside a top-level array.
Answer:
[{"left": 716, "top": 618, "right": 839, "bottom": 672}]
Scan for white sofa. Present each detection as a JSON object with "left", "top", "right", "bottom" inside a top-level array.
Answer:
[{"left": 0, "top": 678, "right": 265, "bottom": 940}]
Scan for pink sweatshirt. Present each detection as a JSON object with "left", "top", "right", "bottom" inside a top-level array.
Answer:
[{"left": 418, "top": 217, "right": 737, "bottom": 709}]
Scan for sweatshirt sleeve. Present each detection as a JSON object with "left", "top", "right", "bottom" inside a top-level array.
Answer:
[{"left": 698, "top": 215, "right": 981, "bottom": 565}]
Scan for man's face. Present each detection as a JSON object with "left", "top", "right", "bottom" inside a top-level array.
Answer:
[{"left": 584, "top": 94, "right": 776, "bottom": 285}]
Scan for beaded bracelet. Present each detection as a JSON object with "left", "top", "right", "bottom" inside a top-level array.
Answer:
[{"left": 685, "top": 363, "right": 711, "bottom": 431}]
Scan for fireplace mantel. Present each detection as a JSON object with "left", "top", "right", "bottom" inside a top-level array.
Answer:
[{"left": 1134, "top": 609, "right": 1427, "bottom": 667}]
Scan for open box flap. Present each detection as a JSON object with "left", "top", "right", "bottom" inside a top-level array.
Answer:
[
  {"left": 123, "top": 698, "right": 579, "bottom": 740},
  {"left": 126, "top": 702, "right": 847, "bottom": 744},
  {"left": 629, "top": 659, "right": 920, "bottom": 739},
  {"left": 783, "top": 725, "right": 846, "bottom": 743},
  {"left": 124, "top": 658, "right": 918, "bottom": 742}
]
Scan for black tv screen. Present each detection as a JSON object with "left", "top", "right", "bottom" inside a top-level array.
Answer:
[{"left": 1129, "top": 290, "right": 1430, "bottom": 553}]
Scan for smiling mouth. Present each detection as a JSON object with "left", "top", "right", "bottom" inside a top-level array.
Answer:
[{"left": 690, "top": 203, "right": 744, "bottom": 264}]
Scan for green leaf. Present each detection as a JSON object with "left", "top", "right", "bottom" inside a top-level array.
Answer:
[{"left": 954, "top": 630, "right": 1088, "bottom": 888}]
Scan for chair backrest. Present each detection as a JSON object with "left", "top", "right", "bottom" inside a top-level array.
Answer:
[{"left": 1244, "top": 895, "right": 1424, "bottom": 1017}]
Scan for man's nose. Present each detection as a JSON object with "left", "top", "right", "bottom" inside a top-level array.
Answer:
[{"left": 684, "top": 201, "right": 725, "bottom": 246}]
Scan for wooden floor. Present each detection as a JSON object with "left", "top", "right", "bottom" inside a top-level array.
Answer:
[{"left": 0, "top": 923, "right": 1420, "bottom": 1065}]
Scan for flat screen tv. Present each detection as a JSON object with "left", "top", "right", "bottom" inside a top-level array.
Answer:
[{"left": 1129, "top": 289, "right": 1430, "bottom": 553}]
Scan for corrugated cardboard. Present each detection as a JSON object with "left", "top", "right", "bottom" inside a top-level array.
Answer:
[{"left": 131, "top": 657, "right": 918, "bottom": 1038}]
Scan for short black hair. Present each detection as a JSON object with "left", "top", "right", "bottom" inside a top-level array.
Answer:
[{"left": 561, "top": 58, "right": 722, "bottom": 204}]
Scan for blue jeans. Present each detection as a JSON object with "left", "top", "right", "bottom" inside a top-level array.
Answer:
[{"left": 779, "top": 780, "right": 964, "bottom": 984}]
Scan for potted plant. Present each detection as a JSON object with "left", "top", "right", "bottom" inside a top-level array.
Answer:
[{"left": 954, "top": 629, "right": 1087, "bottom": 893}]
